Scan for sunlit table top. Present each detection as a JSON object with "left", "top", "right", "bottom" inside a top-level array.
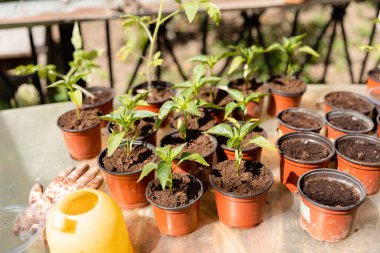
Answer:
[{"left": 0, "top": 84, "right": 379, "bottom": 253}]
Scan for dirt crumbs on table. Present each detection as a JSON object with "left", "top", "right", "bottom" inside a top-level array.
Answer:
[
  {"left": 325, "top": 92, "right": 373, "bottom": 113},
  {"left": 303, "top": 174, "right": 360, "bottom": 207},
  {"left": 266, "top": 77, "right": 306, "bottom": 93},
  {"left": 281, "top": 111, "right": 321, "bottom": 129},
  {"left": 58, "top": 109, "right": 101, "bottom": 130},
  {"left": 328, "top": 115, "right": 369, "bottom": 131},
  {"left": 147, "top": 173, "right": 202, "bottom": 208},
  {"left": 83, "top": 90, "right": 112, "bottom": 105},
  {"left": 280, "top": 138, "right": 329, "bottom": 161},
  {"left": 102, "top": 145, "right": 155, "bottom": 173},
  {"left": 162, "top": 131, "right": 215, "bottom": 156},
  {"left": 210, "top": 160, "right": 272, "bottom": 196},
  {"left": 337, "top": 138, "right": 380, "bottom": 163}
]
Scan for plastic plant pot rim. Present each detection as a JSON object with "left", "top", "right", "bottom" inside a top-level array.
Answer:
[
  {"left": 297, "top": 168, "right": 367, "bottom": 211},
  {"left": 335, "top": 134, "right": 380, "bottom": 167},
  {"left": 3, "top": 205, "right": 44, "bottom": 253},
  {"left": 325, "top": 109, "right": 374, "bottom": 134},
  {"left": 368, "top": 68, "right": 380, "bottom": 82},
  {"left": 277, "top": 107, "right": 324, "bottom": 132},
  {"left": 367, "top": 86, "right": 380, "bottom": 107},
  {"left": 131, "top": 80, "right": 175, "bottom": 105},
  {"left": 220, "top": 127, "right": 268, "bottom": 153},
  {"left": 377, "top": 114, "right": 380, "bottom": 125},
  {"left": 277, "top": 132, "right": 335, "bottom": 165},
  {"left": 98, "top": 141, "right": 157, "bottom": 176},
  {"left": 160, "top": 130, "right": 218, "bottom": 161},
  {"left": 324, "top": 91, "right": 375, "bottom": 114},
  {"left": 209, "top": 162, "right": 274, "bottom": 199},
  {"left": 81, "top": 86, "right": 115, "bottom": 109},
  {"left": 227, "top": 78, "right": 268, "bottom": 92},
  {"left": 145, "top": 173, "right": 204, "bottom": 211},
  {"left": 265, "top": 76, "right": 306, "bottom": 98},
  {"left": 106, "top": 119, "right": 158, "bottom": 140},
  {"left": 57, "top": 108, "right": 101, "bottom": 133}
]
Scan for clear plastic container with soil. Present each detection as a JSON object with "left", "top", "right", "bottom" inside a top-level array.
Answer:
[
  {"left": 324, "top": 91, "right": 374, "bottom": 116},
  {"left": 170, "top": 113, "right": 218, "bottom": 131},
  {"left": 277, "top": 107, "right": 324, "bottom": 135},
  {"left": 297, "top": 169, "right": 366, "bottom": 242}
]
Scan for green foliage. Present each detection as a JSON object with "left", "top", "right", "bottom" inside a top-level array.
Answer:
[
  {"left": 205, "top": 119, "right": 276, "bottom": 174},
  {"left": 100, "top": 91, "right": 156, "bottom": 157},
  {"left": 138, "top": 143, "right": 208, "bottom": 191}
]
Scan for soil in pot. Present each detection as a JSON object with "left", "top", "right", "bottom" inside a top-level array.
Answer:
[
  {"left": 337, "top": 138, "right": 380, "bottom": 163},
  {"left": 83, "top": 89, "right": 113, "bottom": 105},
  {"left": 325, "top": 92, "right": 373, "bottom": 114},
  {"left": 302, "top": 173, "right": 360, "bottom": 207},
  {"left": 58, "top": 108, "right": 101, "bottom": 130},
  {"left": 171, "top": 113, "right": 218, "bottom": 131},
  {"left": 111, "top": 118, "right": 155, "bottom": 138},
  {"left": 280, "top": 110, "right": 321, "bottom": 129},
  {"left": 210, "top": 160, "right": 272, "bottom": 195},
  {"left": 229, "top": 78, "right": 268, "bottom": 94},
  {"left": 328, "top": 114, "right": 369, "bottom": 132},
  {"left": 102, "top": 145, "right": 156, "bottom": 173},
  {"left": 280, "top": 138, "right": 329, "bottom": 161},
  {"left": 267, "top": 77, "right": 306, "bottom": 94},
  {"left": 146, "top": 173, "right": 202, "bottom": 208},
  {"left": 134, "top": 82, "right": 173, "bottom": 103}
]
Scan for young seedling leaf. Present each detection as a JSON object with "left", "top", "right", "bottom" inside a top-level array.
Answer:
[
  {"left": 239, "top": 121, "right": 260, "bottom": 140},
  {"left": 205, "top": 123, "right": 234, "bottom": 139},
  {"left": 188, "top": 54, "right": 209, "bottom": 63},
  {"left": 247, "top": 135, "right": 277, "bottom": 151},
  {"left": 157, "top": 100, "right": 175, "bottom": 128},
  {"left": 204, "top": 2, "right": 221, "bottom": 26},
  {"left": 68, "top": 90, "right": 82, "bottom": 107},
  {"left": 186, "top": 100, "right": 201, "bottom": 116},
  {"left": 193, "top": 64, "right": 206, "bottom": 81},
  {"left": 138, "top": 162, "right": 158, "bottom": 182},
  {"left": 170, "top": 143, "right": 187, "bottom": 160},
  {"left": 157, "top": 161, "right": 172, "bottom": 190},
  {"left": 184, "top": 0, "right": 199, "bottom": 23},
  {"left": 299, "top": 46, "right": 319, "bottom": 58},
  {"left": 47, "top": 80, "right": 67, "bottom": 88},
  {"left": 225, "top": 88, "right": 244, "bottom": 102},
  {"left": 133, "top": 110, "right": 157, "bottom": 120},
  {"left": 178, "top": 152, "right": 209, "bottom": 166},
  {"left": 71, "top": 22, "right": 83, "bottom": 50},
  {"left": 224, "top": 101, "right": 239, "bottom": 119},
  {"left": 228, "top": 56, "right": 245, "bottom": 75},
  {"left": 107, "top": 131, "right": 125, "bottom": 157}
]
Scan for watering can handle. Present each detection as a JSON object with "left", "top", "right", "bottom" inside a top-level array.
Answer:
[{"left": 52, "top": 213, "right": 76, "bottom": 233}]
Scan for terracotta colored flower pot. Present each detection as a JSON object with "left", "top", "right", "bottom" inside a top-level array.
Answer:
[
  {"left": 58, "top": 111, "right": 101, "bottom": 160},
  {"left": 377, "top": 114, "right": 380, "bottom": 138},
  {"left": 325, "top": 110, "right": 373, "bottom": 141},
  {"left": 82, "top": 86, "right": 115, "bottom": 128},
  {"left": 324, "top": 91, "right": 375, "bottom": 117},
  {"left": 98, "top": 141, "right": 157, "bottom": 209},
  {"left": 209, "top": 166, "right": 273, "bottom": 228},
  {"left": 277, "top": 132, "right": 335, "bottom": 193},
  {"left": 221, "top": 127, "right": 267, "bottom": 162},
  {"left": 146, "top": 174, "right": 203, "bottom": 236},
  {"left": 160, "top": 131, "right": 217, "bottom": 191},
  {"left": 297, "top": 169, "right": 366, "bottom": 242},
  {"left": 267, "top": 89, "right": 305, "bottom": 117},
  {"left": 335, "top": 134, "right": 380, "bottom": 195},
  {"left": 277, "top": 107, "right": 324, "bottom": 136},
  {"left": 367, "top": 69, "right": 380, "bottom": 90}
]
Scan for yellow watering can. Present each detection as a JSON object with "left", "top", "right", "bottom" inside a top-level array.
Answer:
[{"left": 46, "top": 189, "right": 133, "bottom": 253}]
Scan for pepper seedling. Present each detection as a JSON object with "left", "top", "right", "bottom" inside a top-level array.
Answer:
[
  {"left": 138, "top": 143, "right": 209, "bottom": 191},
  {"left": 100, "top": 91, "right": 156, "bottom": 157},
  {"left": 118, "top": 0, "right": 221, "bottom": 92},
  {"left": 205, "top": 118, "right": 277, "bottom": 175}
]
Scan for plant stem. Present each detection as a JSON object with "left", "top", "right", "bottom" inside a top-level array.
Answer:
[
  {"left": 73, "top": 84, "right": 95, "bottom": 98},
  {"left": 75, "top": 107, "right": 80, "bottom": 120},
  {"left": 183, "top": 112, "right": 188, "bottom": 141}
]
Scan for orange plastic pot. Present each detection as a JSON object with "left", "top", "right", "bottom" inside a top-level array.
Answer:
[
  {"left": 277, "top": 132, "right": 335, "bottom": 193},
  {"left": 378, "top": 114, "right": 380, "bottom": 138},
  {"left": 325, "top": 110, "right": 373, "bottom": 141},
  {"left": 98, "top": 141, "right": 157, "bottom": 209},
  {"left": 82, "top": 86, "right": 115, "bottom": 128},
  {"left": 367, "top": 69, "right": 380, "bottom": 90},
  {"left": 58, "top": 111, "right": 101, "bottom": 160},
  {"left": 146, "top": 174, "right": 203, "bottom": 236},
  {"left": 335, "top": 134, "right": 380, "bottom": 195},
  {"left": 297, "top": 169, "right": 366, "bottom": 242},
  {"left": 209, "top": 165, "right": 273, "bottom": 228},
  {"left": 267, "top": 91, "right": 304, "bottom": 117},
  {"left": 324, "top": 91, "right": 375, "bottom": 116},
  {"left": 277, "top": 107, "right": 324, "bottom": 136}
]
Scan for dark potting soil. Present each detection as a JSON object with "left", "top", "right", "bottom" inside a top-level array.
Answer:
[
  {"left": 328, "top": 115, "right": 369, "bottom": 131},
  {"left": 229, "top": 79, "right": 268, "bottom": 95},
  {"left": 58, "top": 108, "right": 101, "bottom": 131},
  {"left": 135, "top": 86, "right": 173, "bottom": 103},
  {"left": 280, "top": 138, "right": 329, "bottom": 161},
  {"left": 267, "top": 77, "right": 306, "bottom": 93},
  {"left": 198, "top": 87, "right": 234, "bottom": 107},
  {"left": 83, "top": 89, "right": 112, "bottom": 105},
  {"left": 219, "top": 129, "right": 265, "bottom": 150},
  {"left": 303, "top": 174, "right": 360, "bottom": 207},
  {"left": 146, "top": 173, "right": 202, "bottom": 208},
  {"left": 111, "top": 118, "right": 155, "bottom": 137},
  {"left": 161, "top": 131, "right": 215, "bottom": 157},
  {"left": 102, "top": 145, "right": 155, "bottom": 173},
  {"left": 210, "top": 160, "right": 272, "bottom": 196},
  {"left": 337, "top": 138, "right": 380, "bottom": 163},
  {"left": 281, "top": 111, "right": 321, "bottom": 129},
  {"left": 325, "top": 92, "right": 373, "bottom": 113},
  {"left": 172, "top": 114, "right": 218, "bottom": 131}
]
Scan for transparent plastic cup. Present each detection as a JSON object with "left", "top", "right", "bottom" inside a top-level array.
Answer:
[{"left": 0, "top": 206, "right": 46, "bottom": 253}]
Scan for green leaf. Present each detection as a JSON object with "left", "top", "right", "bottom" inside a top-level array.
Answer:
[
  {"left": 152, "top": 51, "right": 164, "bottom": 67},
  {"left": 186, "top": 100, "right": 201, "bottom": 116},
  {"left": 188, "top": 55, "right": 209, "bottom": 64},
  {"left": 178, "top": 152, "right": 209, "bottom": 166},
  {"left": 184, "top": 0, "right": 200, "bottom": 23},
  {"left": 173, "top": 81, "right": 192, "bottom": 89},
  {"left": 155, "top": 146, "right": 171, "bottom": 161},
  {"left": 107, "top": 131, "right": 125, "bottom": 157},
  {"left": 170, "top": 143, "right": 187, "bottom": 159},
  {"left": 299, "top": 46, "right": 320, "bottom": 58},
  {"left": 132, "top": 110, "right": 157, "bottom": 120},
  {"left": 224, "top": 101, "right": 239, "bottom": 119},
  {"left": 228, "top": 56, "right": 245, "bottom": 75},
  {"left": 226, "top": 88, "right": 244, "bottom": 102},
  {"left": 205, "top": 123, "right": 233, "bottom": 139},
  {"left": 193, "top": 64, "right": 206, "bottom": 81},
  {"left": 47, "top": 80, "right": 67, "bottom": 88},
  {"left": 245, "top": 93, "right": 270, "bottom": 103},
  {"left": 68, "top": 89, "right": 82, "bottom": 107},
  {"left": 204, "top": 2, "right": 221, "bottom": 26},
  {"left": 71, "top": 22, "right": 82, "bottom": 50},
  {"left": 156, "top": 100, "right": 175, "bottom": 128},
  {"left": 239, "top": 121, "right": 260, "bottom": 140},
  {"left": 157, "top": 161, "right": 172, "bottom": 190},
  {"left": 138, "top": 162, "right": 158, "bottom": 182},
  {"left": 247, "top": 135, "right": 277, "bottom": 151}
]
